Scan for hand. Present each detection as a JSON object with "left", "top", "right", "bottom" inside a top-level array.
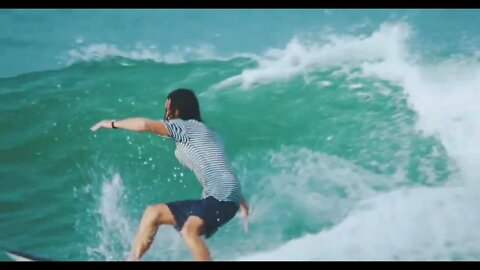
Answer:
[
  {"left": 90, "top": 120, "right": 114, "bottom": 132},
  {"left": 240, "top": 200, "right": 249, "bottom": 233}
]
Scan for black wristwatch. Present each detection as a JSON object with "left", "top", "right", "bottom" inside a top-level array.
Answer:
[{"left": 111, "top": 120, "right": 118, "bottom": 129}]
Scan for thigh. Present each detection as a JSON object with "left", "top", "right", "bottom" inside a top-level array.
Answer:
[
  {"left": 190, "top": 197, "right": 239, "bottom": 238},
  {"left": 166, "top": 199, "right": 202, "bottom": 232}
]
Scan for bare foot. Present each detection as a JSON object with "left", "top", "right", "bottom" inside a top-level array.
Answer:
[{"left": 127, "top": 254, "right": 141, "bottom": 261}]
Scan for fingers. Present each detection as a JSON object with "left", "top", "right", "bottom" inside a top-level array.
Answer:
[
  {"left": 90, "top": 120, "right": 109, "bottom": 132},
  {"left": 90, "top": 122, "right": 102, "bottom": 132},
  {"left": 240, "top": 207, "right": 249, "bottom": 233},
  {"left": 243, "top": 216, "right": 249, "bottom": 233}
]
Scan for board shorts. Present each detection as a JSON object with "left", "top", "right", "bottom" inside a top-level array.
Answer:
[{"left": 166, "top": 196, "right": 239, "bottom": 238}]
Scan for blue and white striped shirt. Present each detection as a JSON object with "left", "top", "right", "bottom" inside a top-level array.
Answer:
[{"left": 164, "top": 119, "right": 242, "bottom": 204}]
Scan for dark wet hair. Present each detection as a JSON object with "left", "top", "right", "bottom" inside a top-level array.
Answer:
[{"left": 165, "top": 88, "right": 203, "bottom": 122}]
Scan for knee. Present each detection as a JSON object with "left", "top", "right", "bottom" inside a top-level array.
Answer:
[
  {"left": 143, "top": 204, "right": 168, "bottom": 225},
  {"left": 181, "top": 217, "right": 204, "bottom": 239}
]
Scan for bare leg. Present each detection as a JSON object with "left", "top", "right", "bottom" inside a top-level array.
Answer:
[
  {"left": 181, "top": 216, "right": 212, "bottom": 261},
  {"left": 128, "top": 204, "right": 176, "bottom": 261}
]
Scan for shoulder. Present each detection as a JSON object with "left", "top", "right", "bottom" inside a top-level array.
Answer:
[
  {"left": 164, "top": 119, "right": 190, "bottom": 142},
  {"left": 164, "top": 118, "right": 186, "bottom": 126}
]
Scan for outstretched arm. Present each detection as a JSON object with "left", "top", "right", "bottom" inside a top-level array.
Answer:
[{"left": 90, "top": 118, "right": 170, "bottom": 137}]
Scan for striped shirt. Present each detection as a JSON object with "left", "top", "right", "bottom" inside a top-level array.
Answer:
[{"left": 164, "top": 119, "right": 242, "bottom": 204}]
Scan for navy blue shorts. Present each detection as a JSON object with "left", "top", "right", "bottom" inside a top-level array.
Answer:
[{"left": 166, "top": 196, "right": 239, "bottom": 238}]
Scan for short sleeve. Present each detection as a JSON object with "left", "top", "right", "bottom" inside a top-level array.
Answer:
[{"left": 164, "top": 119, "right": 190, "bottom": 143}]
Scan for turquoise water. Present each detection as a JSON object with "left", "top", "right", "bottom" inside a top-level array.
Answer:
[{"left": 1, "top": 9, "right": 480, "bottom": 261}]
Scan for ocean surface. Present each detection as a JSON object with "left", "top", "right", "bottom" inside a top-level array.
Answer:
[{"left": 1, "top": 9, "right": 480, "bottom": 261}]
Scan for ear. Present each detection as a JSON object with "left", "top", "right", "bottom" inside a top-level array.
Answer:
[
  {"left": 164, "top": 98, "right": 172, "bottom": 120},
  {"left": 174, "top": 109, "right": 180, "bottom": 118}
]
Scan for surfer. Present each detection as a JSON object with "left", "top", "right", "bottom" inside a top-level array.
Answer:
[{"left": 90, "top": 88, "right": 249, "bottom": 261}]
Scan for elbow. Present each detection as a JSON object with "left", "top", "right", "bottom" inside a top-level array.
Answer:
[{"left": 140, "top": 119, "right": 149, "bottom": 131}]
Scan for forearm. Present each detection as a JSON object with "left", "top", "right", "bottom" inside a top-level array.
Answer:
[
  {"left": 240, "top": 194, "right": 248, "bottom": 210},
  {"left": 113, "top": 118, "right": 149, "bottom": 132},
  {"left": 91, "top": 117, "right": 169, "bottom": 136},
  {"left": 239, "top": 194, "right": 249, "bottom": 232}
]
